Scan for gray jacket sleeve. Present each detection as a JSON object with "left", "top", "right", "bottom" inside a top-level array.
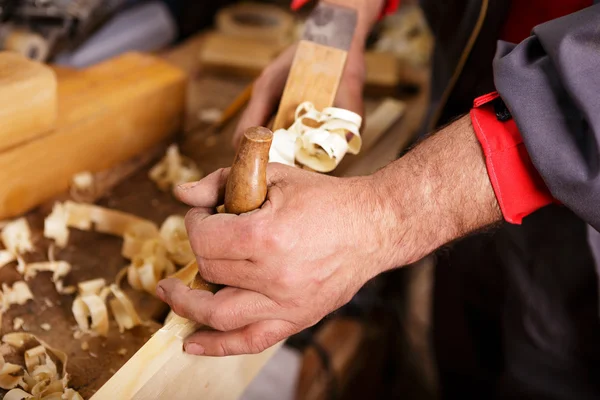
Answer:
[{"left": 493, "top": 4, "right": 600, "bottom": 231}]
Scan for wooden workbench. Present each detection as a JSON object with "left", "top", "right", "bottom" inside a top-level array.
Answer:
[{"left": 0, "top": 32, "right": 428, "bottom": 399}]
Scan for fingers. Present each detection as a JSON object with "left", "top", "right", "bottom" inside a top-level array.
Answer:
[
  {"left": 156, "top": 279, "right": 277, "bottom": 332},
  {"left": 184, "top": 319, "right": 295, "bottom": 356},
  {"left": 196, "top": 258, "right": 265, "bottom": 290},
  {"left": 186, "top": 209, "right": 265, "bottom": 260},
  {"left": 174, "top": 168, "right": 230, "bottom": 208}
]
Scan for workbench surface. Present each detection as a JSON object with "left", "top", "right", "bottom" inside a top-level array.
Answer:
[{"left": 0, "top": 32, "right": 428, "bottom": 399}]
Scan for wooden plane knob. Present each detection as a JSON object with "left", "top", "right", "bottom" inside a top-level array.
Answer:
[
  {"left": 224, "top": 126, "right": 273, "bottom": 215},
  {"left": 190, "top": 126, "right": 273, "bottom": 292}
]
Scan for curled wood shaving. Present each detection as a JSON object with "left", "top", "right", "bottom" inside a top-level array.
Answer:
[
  {"left": 21, "top": 261, "right": 74, "bottom": 296},
  {"left": 72, "top": 294, "right": 109, "bottom": 337},
  {"left": 0, "top": 250, "right": 17, "bottom": 270},
  {"left": 159, "top": 215, "right": 194, "bottom": 265},
  {"left": 1, "top": 333, "right": 82, "bottom": 399},
  {"left": 13, "top": 317, "right": 24, "bottom": 331},
  {"left": 72, "top": 279, "right": 142, "bottom": 336},
  {"left": 270, "top": 102, "right": 363, "bottom": 173},
  {"left": 0, "top": 361, "right": 23, "bottom": 390},
  {"left": 0, "top": 281, "right": 33, "bottom": 329},
  {"left": 77, "top": 278, "right": 106, "bottom": 296},
  {"left": 1, "top": 219, "right": 34, "bottom": 256},
  {"left": 126, "top": 240, "right": 175, "bottom": 295},
  {"left": 149, "top": 144, "right": 202, "bottom": 192},
  {"left": 44, "top": 201, "right": 158, "bottom": 244},
  {"left": 62, "top": 201, "right": 158, "bottom": 238},
  {"left": 1, "top": 282, "right": 34, "bottom": 308},
  {"left": 43, "top": 204, "right": 70, "bottom": 248},
  {"left": 69, "top": 171, "right": 95, "bottom": 202},
  {"left": 108, "top": 284, "right": 142, "bottom": 333},
  {"left": 4, "top": 388, "right": 30, "bottom": 400},
  {"left": 122, "top": 222, "right": 160, "bottom": 260}
]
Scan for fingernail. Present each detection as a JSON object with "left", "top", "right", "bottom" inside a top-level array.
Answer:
[
  {"left": 155, "top": 285, "right": 165, "bottom": 299},
  {"left": 185, "top": 343, "right": 205, "bottom": 355},
  {"left": 178, "top": 181, "right": 199, "bottom": 190}
]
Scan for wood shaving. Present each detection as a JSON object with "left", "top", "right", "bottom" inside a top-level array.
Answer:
[
  {"left": 149, "top": 144, "right": 202, "bottom": 192},
  {"left": 69, "top": 171, "right": 95, "bottom": 202},
  {"left": 0, "top": 359, "right": 22, "bottom": 390},
  {"left": 270, "top": 102, "right": 363, "bottom": 172},
  {"left": 159, "top": 215, "right": 194, "bottom": 265},
  {"left": 0, "top": 281, "right": 33, "bottom": 329},
  {"left": 44, "top": 203, "right": 70, "bottom": 248},
  {"left": 1, "top": 218, "right": 34, "bottom": 255},
  {"left": 13, "top": 317, "right": 24, "bottom": 331},
  {"left": 72, "top": 294, "right": 109, "bottom": 337},
  {"left": 126, "top": 240, "right": 175, "bottom": 296},
  {"left": 117, "top": 348, "right": 127, "bottom": 356},
  {"left": 72, "top": 279, "right": 142, "bottom": 337},
  {"left": 22, "top": 261, "right": 72, "bottom": 296},
  {"left": 1, "top": 282, "right": 34, "bottom": 308},
  {"left": 1, "top": 333, "right": 82, "bottom": 399},
  {"left": 40, "top": 324, "right": 51, "bottom": 331},
  {"left": 122, "top": 223, "right": 160, "bottom": 260},
  {"left": 0, "top": 250, "right": 16, "bottom": 270},
  {"left": 107, "top": 284, "right": 142, "bottom": 333},
  {"left": 80, "top": 341, "right": 89, "bottom": 351},
  {"left": 44, "top": 201, "right": 158, "bottom": 244},
  {"left": 77, "top": 279, "right": 106, "bottom": 296}
]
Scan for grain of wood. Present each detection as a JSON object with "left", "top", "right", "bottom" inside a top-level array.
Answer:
[{"left": 0, "top": 52, "right": 57, "bottom": 152}]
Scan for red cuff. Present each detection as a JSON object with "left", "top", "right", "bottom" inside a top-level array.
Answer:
[
  {"left": 470, "top": 92, "right": 556, "bottom": 224},
  {"left": 291, "top": 0, "right": 400, "bottom": 18}
]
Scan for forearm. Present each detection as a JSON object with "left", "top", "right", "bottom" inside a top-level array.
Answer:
[{"left": 373, "top": 115, "right": 502, "bottom": 268}]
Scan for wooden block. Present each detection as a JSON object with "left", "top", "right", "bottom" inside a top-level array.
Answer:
[
  {"left": 0, "top": 52, "right": 57, "bottom": 152},
  {"left": 0, "top": 52, "right": 186, "bottom": 220},
  {"left": 199, "top": 33, "right": 283, "bottom": 78},
  {"left": 272, "top": 40, "right": 347, "bottom": 131}
]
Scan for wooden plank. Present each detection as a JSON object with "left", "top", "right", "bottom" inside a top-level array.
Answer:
[
  {"left": 0, "top": 53, "right": 186, "bottom": 220},
  {"left": 272, "top": 40, "right": 347, "bottom": 131},
  {"left": 0, "top": 52, "right": 57, "bottom": 152}
]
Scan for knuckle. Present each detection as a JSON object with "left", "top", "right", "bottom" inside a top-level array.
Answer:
[
  {"left": 196, "top": 258, "right": 216, "bottom": 283},
  {"left": 218, "top": 342, "right": 231, "bottom": 357},
  {"left": 263, "top": 223, "right": 291, "bottom": 253},
  {"left": 245, "top": 330, "right": 270, "bottom": 354},
  {"left": 169, "top": 295, "right": 185, "bottom": 317},
  {"left": 206, "top": 305, "right": 227, "bottom": 331}
]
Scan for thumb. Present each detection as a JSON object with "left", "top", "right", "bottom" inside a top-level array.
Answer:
[{"left": 174, "top": 167, "right": 230, "bottom": 208}]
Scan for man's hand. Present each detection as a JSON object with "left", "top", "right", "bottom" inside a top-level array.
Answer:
[
  {"left": 156, "top": 164, "right": 399, "bottom": 356},
  {"left": 157, "top": 115, "right": 503, "bottom": 357},
  {"left": 232, "top": 44, "right": 366, "bottom": 149},
  {"left": 231, "top": 0, "right": 387, "bottom": 148}
]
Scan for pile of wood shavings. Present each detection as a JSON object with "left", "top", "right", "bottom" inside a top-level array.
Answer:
[
  {"left": 270, "top": 101, "right": 363, "bottom": 172},
  {"left": 0, "top": 333, "right": 82, "bottom": 399},
  {"left": 0, "top": 197, "right": 196, "bottom": 397}
]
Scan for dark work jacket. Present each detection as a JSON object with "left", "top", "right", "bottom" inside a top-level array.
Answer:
[{"left": 420, "top": 1, "right": 600, "bottom": 394}]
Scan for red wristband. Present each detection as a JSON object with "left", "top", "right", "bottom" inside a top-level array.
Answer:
[
  {"left": 470, "top": 92, "right": 557, "bottom": 224},
  {"left": 291, "top": 0, "right": 400, "bottom": 18}
]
